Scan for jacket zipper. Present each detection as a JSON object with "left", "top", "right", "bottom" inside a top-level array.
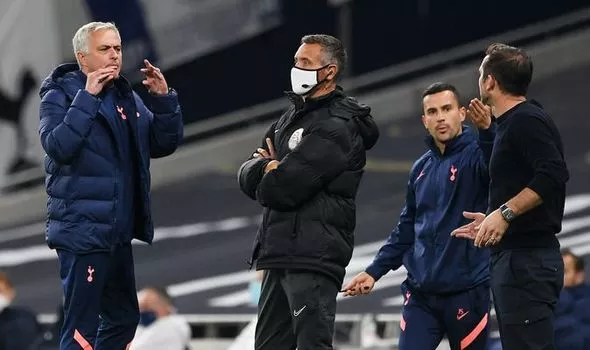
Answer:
[
  {"left": 112, "top": 169, "right": 119, "bottom": 245},
  {"left": 259, "top": 208, "right": 269, "bottom": 253},
  {"left": 432, "top": 160, "right": 440, "bottom": 249},
  {"left": 292, "top": 212, "right": 299, "bottom": 238},
  {"left": 248, "top": 208, "right": 269, "bottom": 267}
]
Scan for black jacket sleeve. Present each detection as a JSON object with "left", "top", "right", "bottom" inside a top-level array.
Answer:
[
  {"left": 256, "top": 118, "right": 351, "bottom": 211},
  {"left": 513, "top": 115, "right": 569, "bottom": 200},
  {"left": 237, "top": 121, "right": 276, "bottom": 200}
]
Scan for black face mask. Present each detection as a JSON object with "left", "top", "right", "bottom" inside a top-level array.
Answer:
[{"left": 139, "top": 311, "right": 157, "bottom": 327}]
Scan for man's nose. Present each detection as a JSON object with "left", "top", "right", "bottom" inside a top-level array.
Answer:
[{"left": 108, "top": 49, "right": 119, "bottom": 60}]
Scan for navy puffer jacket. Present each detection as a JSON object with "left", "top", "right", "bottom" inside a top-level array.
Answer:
[{"left": 38, "top": 63, "right": 183, "bottom": 252}]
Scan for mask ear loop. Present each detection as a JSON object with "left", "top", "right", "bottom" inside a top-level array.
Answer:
[{"left": 305, "top": 64, "right": 333, "bottom": 96}]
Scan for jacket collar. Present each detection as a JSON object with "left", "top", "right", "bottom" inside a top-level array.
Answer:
[
  {"left": 284, "top": 86, "right": 344, "bottom": 112},
  {"left": 53, "top": 66, "right": 133, "bottom": 101},
  {"left": 425, "top": 125, "right": 474, "bottom": 157}
]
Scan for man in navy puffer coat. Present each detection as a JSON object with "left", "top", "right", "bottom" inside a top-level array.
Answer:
[{"left": 38, "top": 22, "right": 183, "bottom": 350}]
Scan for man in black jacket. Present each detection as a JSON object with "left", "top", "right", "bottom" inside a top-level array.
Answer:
[
  {"left": 452, "top": 43, "right": 569, "bottom": 349},
  {"left": 238, "top": 34, "right": 379, "bottom": 350}
]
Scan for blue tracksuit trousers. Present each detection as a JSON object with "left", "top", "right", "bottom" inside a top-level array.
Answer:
[
  {"left": 57, "top": 243, "right": 139, "bottom": 350},
  {"left": 398, "top": 280, "right": 491, "bottom": 350}
]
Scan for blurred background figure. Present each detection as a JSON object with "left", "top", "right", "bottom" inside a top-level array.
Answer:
[
  {"left": 248, "top": 270, "right": 264, "bottom": 307},
  {"left": 1, "top": 1, "right": 589, "bottom": 349},
  {"left": 0, "top": 271, "right": 42, "bottom": 350},
  {"left": 130, "top": 287, "right": 191, "bottom": 350},
  {"left": 562, "top": 249, "right": 590, "bottom": 292},
  {"left": 553, "top": 250, "right": 590, "bottom": 349},
  {"left": 228, "top": 270, "right": 265, "bottom": 350},
  {"left": 0, "top": 69, "right": 38, "bottom": 175}
]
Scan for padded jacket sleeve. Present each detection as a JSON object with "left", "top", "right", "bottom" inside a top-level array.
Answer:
[
  {"left": 39, "top": 88, "right": 101, "bottom": 164},
  {"left": 256, "top": 118, "right": 351, "bottom": 211}
]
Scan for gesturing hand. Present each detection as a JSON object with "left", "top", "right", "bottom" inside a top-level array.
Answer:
[
  {"left": 473, "top": 209, "right": 509, "bottom": 248},
  {"left": 85, "top": 67, "right": 117, "bottom": 96},
  {"left": 451, "top": 211, "right": 508, "bottom": 248},
  {"left": 451, "top": 212, "right": 486, "bottom": 240},
  {"left": 253, "top": 138, "right": 276, "bottom": 160},
  {"left": 466, "top": 98, "right": 492, "bottom": 130},
  {"left": 140, "top": 59, "right": 169, "bottom": 95},
  {"left": 341, "top": 272, "right": 376, "bottom": 297}
]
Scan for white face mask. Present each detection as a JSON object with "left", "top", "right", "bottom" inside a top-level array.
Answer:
[
  {"left": 290, "top": 65, "right": 330, "bottom": 96},
  {"left": 0, "top": 294, "right": 10, "bottom": 313}
]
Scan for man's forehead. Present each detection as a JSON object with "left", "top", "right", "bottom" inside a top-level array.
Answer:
[
  {"left": 90, "top": 29, "right": 121, "bottom": 42},
  {"left": 295, "top": 43, "right": 322, "bottom": 58},
  {"left": 423, "top": 91, "right": 457, "bottom": 107}
]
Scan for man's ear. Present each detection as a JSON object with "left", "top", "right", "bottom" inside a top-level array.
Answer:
[
  {"left": 77, "top": 52, "right": 86, "bottom": 69},
  {"left": 485, "top": 74, "right": 496, "bottom": 92},
  {"left": 327, "top": 64, "right": 338, "bottom": 80}
]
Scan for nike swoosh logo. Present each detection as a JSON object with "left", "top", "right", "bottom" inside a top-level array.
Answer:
[
  {"left": 293, "top": 305, "right": 306, "bottom": 317},
  {"left": 457, "top": 311, "right": 469, "bottom": 320}
]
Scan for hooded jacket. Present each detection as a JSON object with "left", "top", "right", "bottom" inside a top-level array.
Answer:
[
  {"left": 38, "top": 63, "right": 183, "bottom": 252},
  {"left": 238, "top": 88, "right": 380, "bottom": 285},
  {"left": 365, "top": 126, "right": 495, "bottom": 294}
]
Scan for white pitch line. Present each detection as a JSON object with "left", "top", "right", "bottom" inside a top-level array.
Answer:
[{"left": 0, "top": 215, "right": 259, "bottom": 267}]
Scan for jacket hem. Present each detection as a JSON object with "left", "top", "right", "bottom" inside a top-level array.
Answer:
[
  {"left": 256, "top": 258, "right": 345, "bottom": 287},
  {"left": 407, "top": 276, "right": 491, "bottom": 296},
  {"left": 47, "top": 244, "right": 111, "bottom": 254}
]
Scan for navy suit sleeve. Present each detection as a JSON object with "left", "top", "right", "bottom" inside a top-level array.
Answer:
[
  {"left": 142, "top": 90, "right": 184, "bottom": 158},
  {"left": 39, "top": 88, "right": 101, "bottom": 164},
  {"left": 237, "top": 122, "right": 276, "bottom": 200},
  {"left": 256, "top": 119, "right": 351, "bottom": 211},
  {"left": 365, "top": 172, "right": 417, "bottom": 281},
  {"left": 473, "top": 123, "right": 496, "bottom": 182}
]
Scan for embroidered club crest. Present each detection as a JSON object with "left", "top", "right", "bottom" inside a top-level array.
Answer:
[{"left": 288, "top": 128, "right": 304, "bottom": 150}]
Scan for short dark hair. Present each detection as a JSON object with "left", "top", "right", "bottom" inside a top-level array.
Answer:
[
  {"left": 482, "top": 43, "right": 533, "bottom": 97},
  {"left": 422, "top": 82, "right": 461, "bottom": 105},
  {"left": 562, "top": 249, "right": 585, "bottom": 272},
  {"left": 301, "top": 34, "right": 347, "bottom": 80}
]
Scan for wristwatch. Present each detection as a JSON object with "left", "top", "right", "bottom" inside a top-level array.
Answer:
[{"left": 499, "top": 204, "right": 516, "bottom": 223}]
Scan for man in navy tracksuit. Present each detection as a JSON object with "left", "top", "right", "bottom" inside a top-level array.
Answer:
[
  {"left": 38, "top": 22, "right": 183, "bottom": 350},
  {"left": 344, "top": 82, "right": 495, "bottom": 349}
]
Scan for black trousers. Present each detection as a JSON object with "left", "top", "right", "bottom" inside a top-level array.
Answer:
[
  {"left": 491, "top": 247, "right": 564, "bottom": 350},
  {"left": 255, "top": 269, "right": 339, "bottom": 350}
]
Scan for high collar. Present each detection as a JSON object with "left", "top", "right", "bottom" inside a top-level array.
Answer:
[
  {"left": 284, "top": 86, "right": 344, "bottom": 111},
  {"left": 72, "top": 69, "right": 133, "bottom": 99},
  {"left": 495, "top": 99, "right": 544, "bottom": 125},
  {"left": 40, "top": 63, "right": 133, "bottom": 100},
  {"left": 424, "top": 125, "right": 475, "bottom": 157}
]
